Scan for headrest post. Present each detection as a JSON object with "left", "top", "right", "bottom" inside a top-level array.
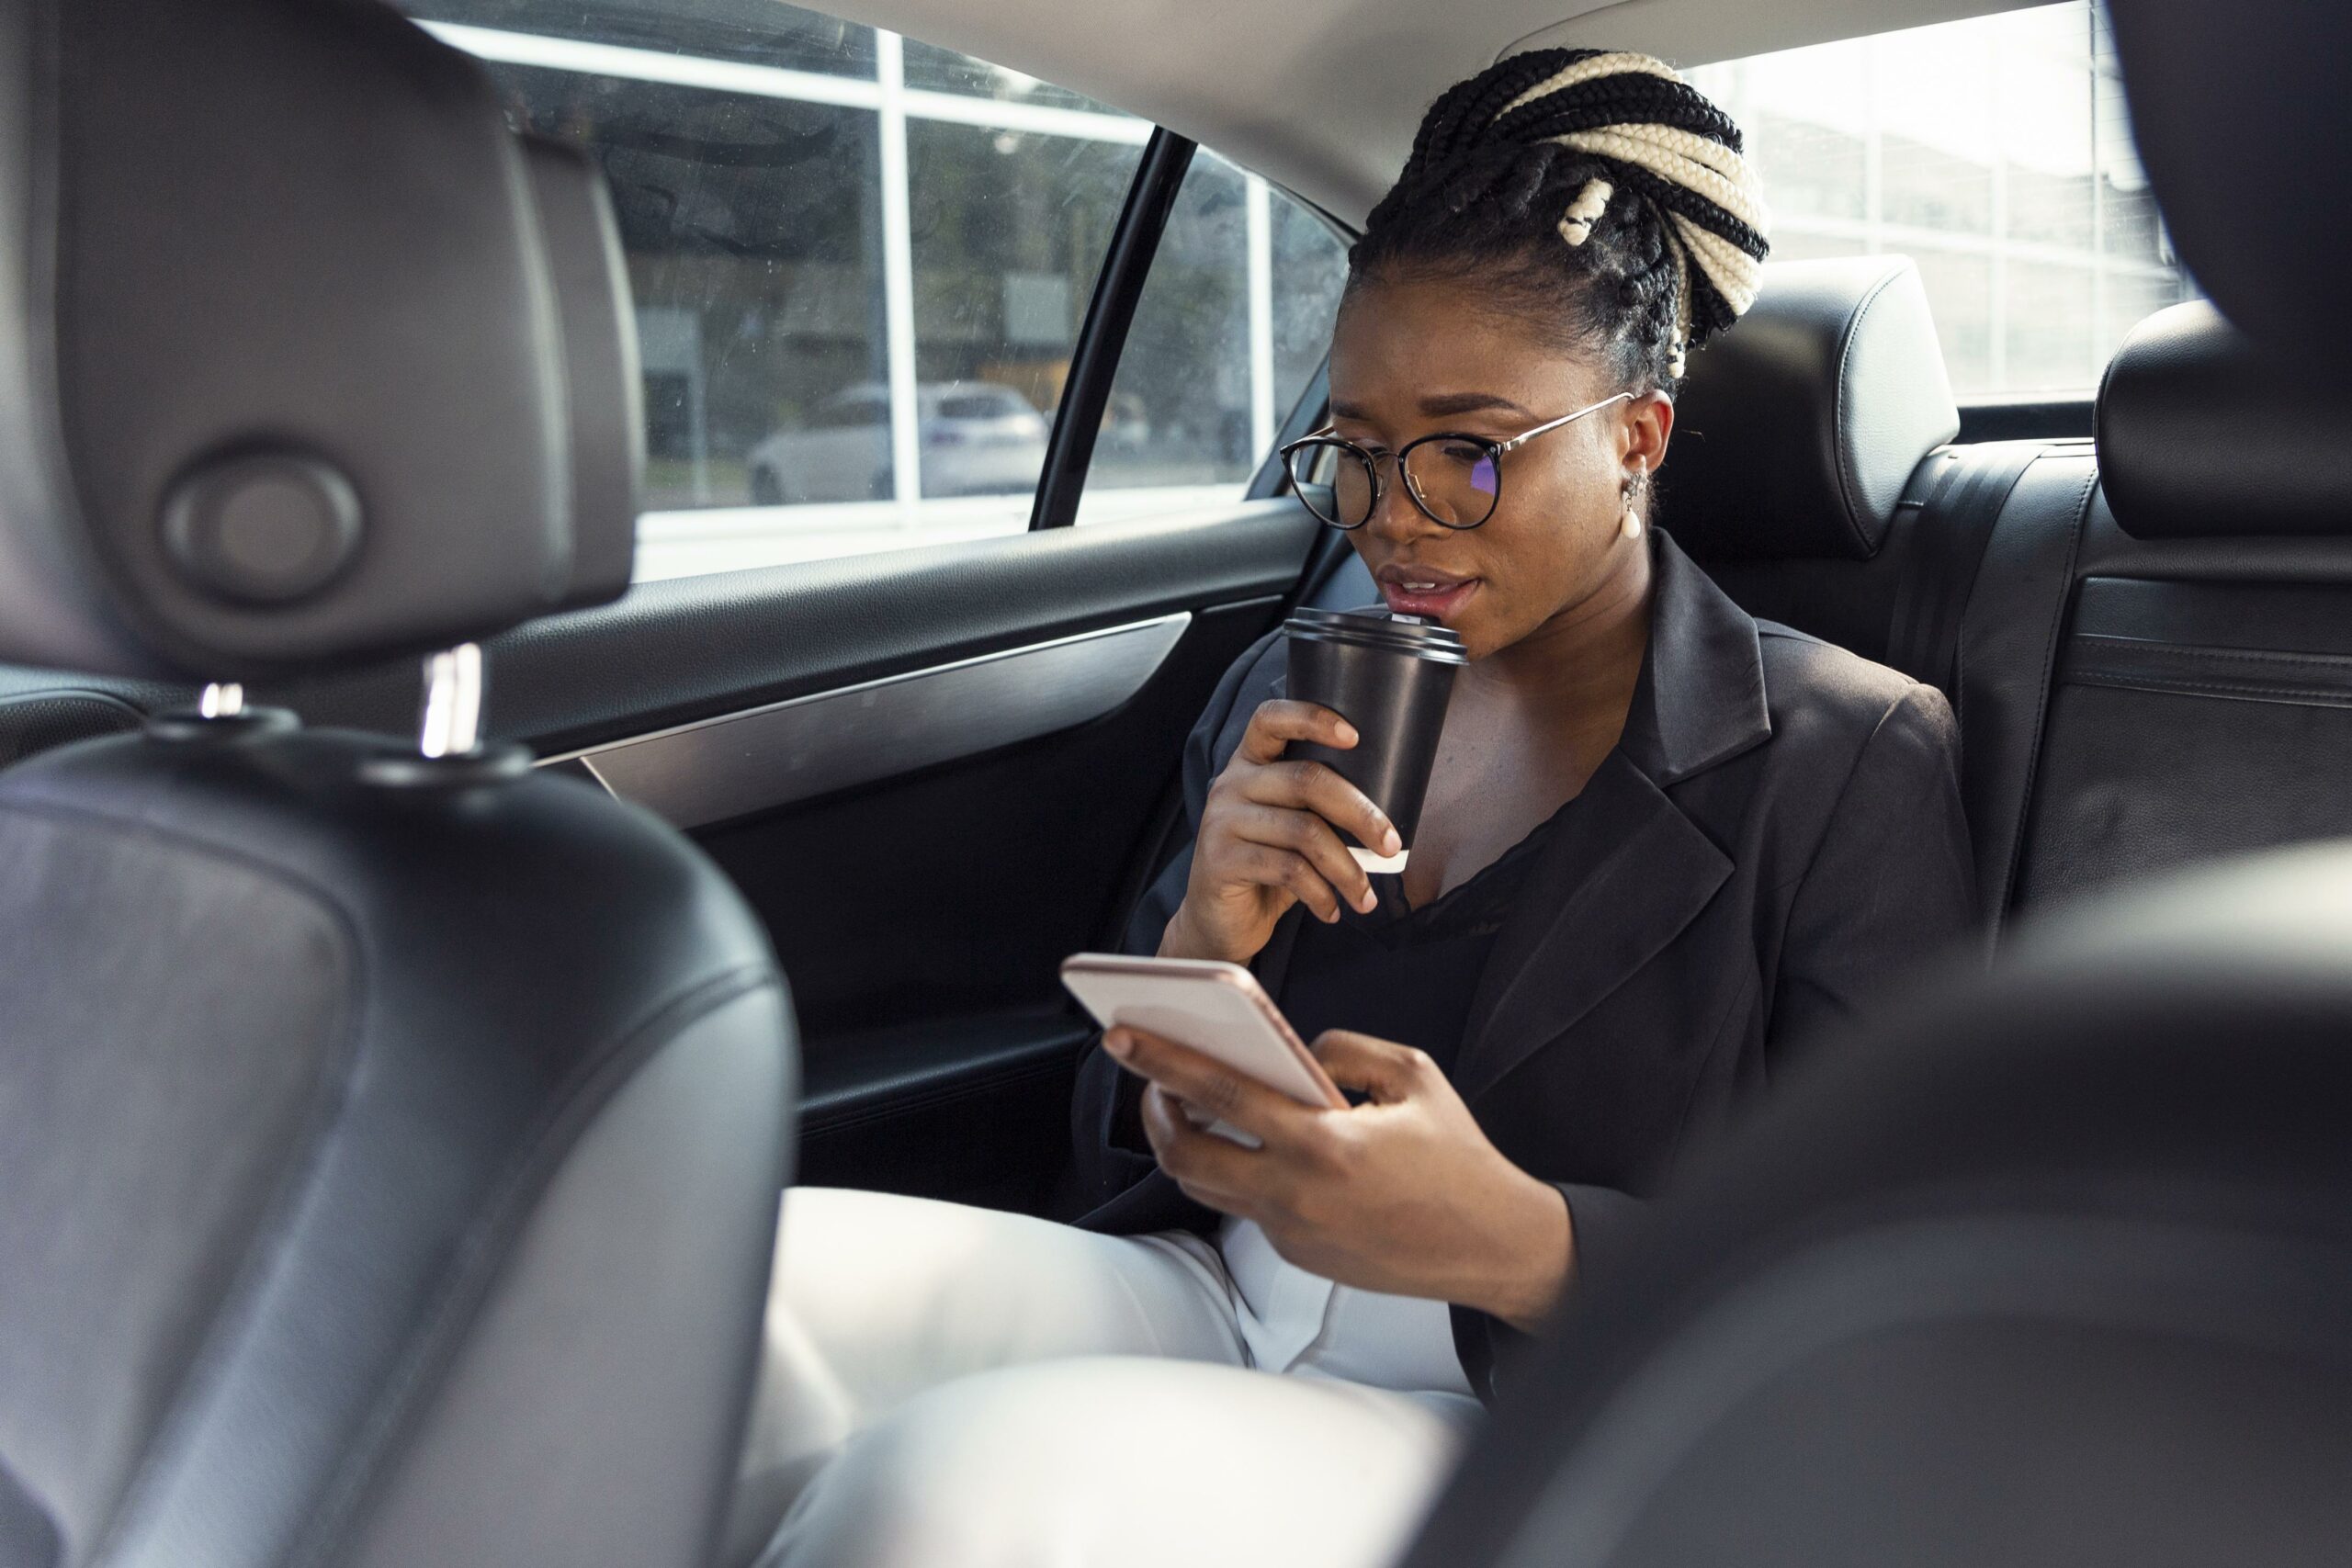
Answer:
[
  {"left": 419, "top": 644, "right": 484, "bottom": 759},
  {"left": 198, "top": 682, "right": 245, "bottom": 719}
]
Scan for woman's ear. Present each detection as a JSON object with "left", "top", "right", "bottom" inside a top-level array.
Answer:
[{"left": 1621, "top": 389, "right": 1675, "bottom": 475}]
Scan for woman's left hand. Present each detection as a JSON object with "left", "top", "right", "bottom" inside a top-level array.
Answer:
[{"left": 1104, "top": 1025, "right": 1574, "bottom": 1333}]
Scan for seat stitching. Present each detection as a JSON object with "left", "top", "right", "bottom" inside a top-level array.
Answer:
[
  {"left": 2064, "top": 669, "right": 2352, "bottom": 707},
  {"left": 1991, "top": 462, "right": 2098, "bottom": 937},
  {"left": 2070, "top": 635, "right": 2352, "bottom": 671}
]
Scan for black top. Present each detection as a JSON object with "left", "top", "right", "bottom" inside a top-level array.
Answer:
[
  {"left": 1278, "top": 813, "right": 1560, "bottom": 1077},
  {"left": 1069, "top": 531, "right": 1977, "bottom": 1404}
]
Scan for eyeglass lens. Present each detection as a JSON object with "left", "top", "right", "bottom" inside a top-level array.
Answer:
[{"left": 1286, "top": 438, "right": 1500, "bottom": 529}]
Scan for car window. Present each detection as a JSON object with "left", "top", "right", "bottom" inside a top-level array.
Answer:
[
  {"left": 400, "top": 0, "right": 1162, "bottom": 580},
  {"left": 1075, "top": 151, "right": 1351, "bottom": 527},
  {"left": 1684, "top": 0, "right": 2191, "bottom": 397}
]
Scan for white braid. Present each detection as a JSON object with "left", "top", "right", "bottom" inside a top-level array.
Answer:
[
  {"left": 1476, "top": 47, "right": 1772, "bottom": 353},
  {"left": 1536, "top": 126, "right": 1770, "bottom": 236},
  {"left": 1665, "top": 238, "right": 1692, "bottom": 378},
  {"left": 1586, "top": 120, "right": 1750, "bottom": 188},
  {"left": 1496, "top": 50, "right": 1685, "bottom": 118},
  {"left": 1668, "top": 212, "right": 1764, "bottom": 316},
  {"left": 1556, "top": 176, "right": 1613, "bottom": 245}
]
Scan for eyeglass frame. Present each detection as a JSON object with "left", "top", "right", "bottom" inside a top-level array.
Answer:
[{"left": 1278, "top": 389, "right": 1636, "bottom": 531}]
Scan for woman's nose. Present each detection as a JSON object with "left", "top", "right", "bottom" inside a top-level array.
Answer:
[{"left": 1364, "top": 466, "right": 1444, "bottom": 544}]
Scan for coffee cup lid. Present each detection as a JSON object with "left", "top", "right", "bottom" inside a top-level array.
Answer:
[{"left": 1283, "top": 606, "right": 1468, "bottom": 663}]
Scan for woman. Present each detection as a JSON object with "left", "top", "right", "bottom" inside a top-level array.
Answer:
[{"left": 740, "top": 47, "right": 1973, "bottom": 1568}]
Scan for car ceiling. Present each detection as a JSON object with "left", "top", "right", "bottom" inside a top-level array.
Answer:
[{"left": 809, "top": 0, "right": 2041, "bottom": 223}]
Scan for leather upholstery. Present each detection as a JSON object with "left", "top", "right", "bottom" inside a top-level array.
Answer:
[
  {"left": 0, "top": 4, "right": 797, "bottom": 1565},
  {"left": 0, "top": 726, "right": 795, "bottom": 1568},
  {"left": 2011, "top": 489, "right": 2352, "bottom": 913},
  {"left": 1937, "top": 447, "right": 2098, "bottom": 932},
  {"left": 1401, "top": 841, "right": 2352, "bottom": 1568},
  {"left": 0, "top": 0, "right": 638, "bottom": 682},
  {"left": 1661, "top": 255, "right": 1960, "bottom": 561},
  {"left": 2098, "top": 301, "right": 2352, "bottom": 539}
]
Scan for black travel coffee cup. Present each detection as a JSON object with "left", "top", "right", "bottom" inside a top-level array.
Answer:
[{"left": 1282, "top": 608, "right": 1467, "bottom": 873}]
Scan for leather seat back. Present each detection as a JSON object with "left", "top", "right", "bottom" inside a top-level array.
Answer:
[
  {"left": 0, "top": 5, "right": 796, "bottom": 1565},
  {"left": 2013, "top": 301, "right": 2352, "bottom": 910},
  {"left": 1400, "top": 841, "right": 2352, "bottom": 1568}
]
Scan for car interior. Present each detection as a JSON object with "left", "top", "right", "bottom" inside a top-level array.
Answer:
[{"left": 2, "top": 0, "right": 2347, "bottom": 1562}]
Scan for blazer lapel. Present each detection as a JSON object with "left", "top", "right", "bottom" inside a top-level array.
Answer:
[
  {"left": 1451, "top": 532, "right": 1768, "bottom": 1102},
  {"left": 1453, "top": 753, "right": 1733, "bottom": 1101}
]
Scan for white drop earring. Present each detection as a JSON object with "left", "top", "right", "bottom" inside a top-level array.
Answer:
[{"left": 1620, "top": 460, "right": 1646, "bottom": 541}]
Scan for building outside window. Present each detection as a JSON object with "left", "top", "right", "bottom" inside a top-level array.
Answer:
[
  {"left": 401, "top": 0, "right": 1350, "bottom": 581},
  {"left": 1687, "top": 0, "right": 2189, "bottom": 398},
  {"left": 404, "top": 0, "right": 2185, "bottom": 582}
]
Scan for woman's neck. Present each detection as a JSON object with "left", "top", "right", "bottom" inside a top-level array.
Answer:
[{"left": 1463, "top": 543, "right": 1655, "bottom": 723}]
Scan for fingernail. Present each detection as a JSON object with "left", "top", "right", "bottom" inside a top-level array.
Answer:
[
  {"left": 1103, "top": 1030, "right": 1131, "bottom": 1061},
  {"left": 1357, "top": 887, "right": 1377, "bottom": 913},
  {"left": 1381, "top": 826, "right": 1402, "bottom": 854},
  {"left": 1336, "top": 722, "right": 1359, "bottom": 747}
]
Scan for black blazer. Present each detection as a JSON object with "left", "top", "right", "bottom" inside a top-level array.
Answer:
[{"left": 1069, "top": 532, "right": 1975, "bottom": 1400}]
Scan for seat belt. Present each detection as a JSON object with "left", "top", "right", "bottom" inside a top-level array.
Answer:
[{"left": 1886, "top": 444, "right": 2046, "bottom": 695}]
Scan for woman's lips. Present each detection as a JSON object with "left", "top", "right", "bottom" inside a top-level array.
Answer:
[{"left": 1378, "top": 576, "right": 1480, "bottom": 620}]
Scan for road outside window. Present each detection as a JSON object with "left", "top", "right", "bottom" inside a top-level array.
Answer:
[{"left": 399, "top": 0, "right": 1351, "bottom": 581}]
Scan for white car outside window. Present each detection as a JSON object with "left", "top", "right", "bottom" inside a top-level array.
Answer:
[{"left": 746, "top": 382, "right": 1050, "bottom": 505}]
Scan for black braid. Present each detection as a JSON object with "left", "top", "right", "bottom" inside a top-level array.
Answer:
[{"left": 1350, "top": 48, "right": 1768, "bottom": 394}]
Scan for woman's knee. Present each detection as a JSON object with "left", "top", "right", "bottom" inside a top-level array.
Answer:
[
  {"left": 772, "top": 1189, "right": 1240, "bottom": 1382},
  {"left": 760, "top": 1358, "right": 1476, "bottom": 1568}
]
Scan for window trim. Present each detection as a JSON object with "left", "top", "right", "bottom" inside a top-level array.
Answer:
[{"left": 1028, "top": 127, "right": 1198, "bottom": 531}]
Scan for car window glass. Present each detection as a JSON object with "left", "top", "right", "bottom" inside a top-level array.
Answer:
[
  {"left": 1075, "top": 151, "right": 1351, "bottom": 526},
  {"left": 397, "top": 0, "right": 1155, "bottom": 581},
  {"left": 899, "top": 38, "right": 1112, "bottom": 114},
  {"left": 1685, "top": 0, "right": 2190, "bottom": 396}
]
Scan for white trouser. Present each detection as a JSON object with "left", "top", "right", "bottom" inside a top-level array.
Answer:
[{"left": 732, "top": 1188, "right": 1482, "bottom": 1568}]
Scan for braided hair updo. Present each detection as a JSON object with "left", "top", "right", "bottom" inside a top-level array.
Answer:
[{"left": 1349, "top": 49, "right": 1770, "bottom": 389}]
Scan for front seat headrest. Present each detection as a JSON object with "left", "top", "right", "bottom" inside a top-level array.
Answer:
[
  {"left": 2107, "top": 0, "right": 2351, "bottom": 356},
  {"left": 2097, "top": 299, "right": 2352, "bottom": 539},
  {"left": 1659, "top": 254, "right": 1959, "bottom": 562},
  {"left": 0, "top": 0, "right": 639, "bottom": 682}
]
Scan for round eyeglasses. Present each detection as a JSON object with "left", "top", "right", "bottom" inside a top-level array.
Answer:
[{"left": 1280, "top": 391, "right": 1634, "bottom": 531}]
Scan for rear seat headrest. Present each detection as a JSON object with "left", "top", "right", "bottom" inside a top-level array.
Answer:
[
  {"left": 2097, "top": 300, "right": 2352, "bottom": 540},
  {"left": 1658, "top": 255, "right": 1960, "bottom": 562},
  {"left": 0, "top": 0, "right": 639, "bottom": 681}
]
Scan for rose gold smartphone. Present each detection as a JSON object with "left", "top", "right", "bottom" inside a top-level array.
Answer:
[{"left": 1059, "top": 954, "right": 1346, "bottom": 1138}]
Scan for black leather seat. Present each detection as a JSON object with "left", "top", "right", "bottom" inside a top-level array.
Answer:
[
  {"left": 1653, "top": 255, "right": 2088, "bottom": 933},
  {"left": 1719, "top": 295, "right": 2352, "bottom": 931},
  {"left": 2011, "top": 300, "right": 2352, "bottom": 910},
  {"left": 1662, "top": 263, "right": 2352, "bottom": 942},
  {"left": 0, "top": 4, "right": 796, "bottom": 1566},
  {"left": 1399, "top": 840, "right": 2352, "bottom": 1568}
]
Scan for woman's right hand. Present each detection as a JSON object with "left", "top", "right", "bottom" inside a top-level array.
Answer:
[{"left": 1158, "top": 699, "right": 1404, "bottom": 965}]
